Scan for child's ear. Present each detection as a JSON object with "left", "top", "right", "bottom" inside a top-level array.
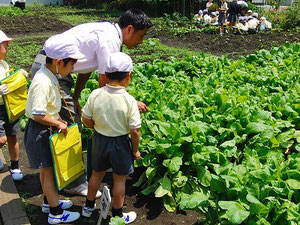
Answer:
[{"left": 56, "top": 58, "right": 64, "bottom": 67}]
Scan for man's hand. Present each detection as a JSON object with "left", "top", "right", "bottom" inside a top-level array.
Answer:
[
  {"left": 74, "top": 99, "right": 82, "bottom": 116},
  {"left": 132, "top": 150, "right": 141, "bottom": 160},
  {"left": 0, "top": 84, "right": 9, "bottom": 95},
  {"left": 20, "top": 69, "right": 28, "bottom": 77},
  {"left": 137, "top": 101, "right": 149, "bottom": 113}
]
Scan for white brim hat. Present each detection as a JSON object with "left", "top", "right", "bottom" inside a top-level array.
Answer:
[
  {"left": 0, "top": 30, "right": 13, "bottom": 44},
  {"left": 43, "top": 34, "right": 85, "bottom": 60},
  {"left": 105, "top": 52, "right": 133, "bottom": 73}
]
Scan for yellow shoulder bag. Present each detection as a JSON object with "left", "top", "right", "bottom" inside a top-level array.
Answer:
[
  {"left": 0, "top": 69, "right": 27, "bottom": 123},
  {"left": 49, "top": 86, "right": 85, "bottom": 191}
]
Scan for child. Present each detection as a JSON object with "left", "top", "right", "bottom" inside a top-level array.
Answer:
[
  {"left": 0, "top": 30, "right": 25, "bottom": 181},
  {"left": 218, "top": 0, "right": 228, "bottom": 35},
  {"left": 248, "top": 15, "right": 259, "bottom": 34},
  {"left": 210, "top": 12, "right": 219, "bottom": 25},
  {"left": 81, "top": 52, "right": 141, "bottom": 224},
  {"left": 24, "top": 34, "right": 82, "bottom": 224},
  {"left": 260, "top": 17, "right": 272, "bottom": 32},
  {"left": 236, "top": 16, "right": 248, "bottom": 34},
  {"left": 203, "top": 10, "right": 212, "bottom": 26}
]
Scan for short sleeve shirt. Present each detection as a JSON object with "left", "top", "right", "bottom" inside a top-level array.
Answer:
[
  {"left": 0, "top": 60, "right": 9, "bottom": 105},
  {"left": 82, "top": 84, "right": 141, "bottom": 137},
  {"left": 56, "top": 22, "right": 123, "bottom": 74},
  {"left": 248, "top": 19, "right": 259, "bottom": 29},
  {"left": 25, "top": 66, "right": 61, "bottom": 120}
]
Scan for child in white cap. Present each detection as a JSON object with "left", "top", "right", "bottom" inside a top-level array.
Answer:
[
  {"left": 260, "top": 16, "right": 272, "bottom": 31},
  {"left": 24, "top": 34, "right": 84, "bottom": 224},
  {"left": 0, "top": 30, "right": 27, "bottom": 181},
  {"left": 236, "top": 16, "right": 249, "bottom": 34},
  {"left": 193, "top": 10, "right": 204, "bottom": 23},
  {"left": 248, "top": 14, "right": 260, "bottom": 34},
  {"left": 81, "top": 52, "right": 140, "bottom": 224}
]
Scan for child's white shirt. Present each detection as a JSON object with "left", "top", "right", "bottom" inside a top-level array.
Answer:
[{"left": 0, "top": 60, "right": 10, "bottom": 105}]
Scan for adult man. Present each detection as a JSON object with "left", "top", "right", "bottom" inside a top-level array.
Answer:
[{"left": 31, "top": 9, "right": 153, "bottom": 197}]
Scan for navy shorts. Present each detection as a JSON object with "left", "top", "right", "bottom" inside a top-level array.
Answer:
[
  {"left": 92, "top": 132, "right": 134, "bottom": 176},
  {"left": 218, "top": 13, "right": 226, "bottom": 24},
  {"left": 24, "top": 119, "right": 53, "bottom": 169},
  {"left": 228, "top": 14, "right": 237, "bottom": 23},
  {"left": 0, "top": 105, "right": 20, "bottom": 137}
]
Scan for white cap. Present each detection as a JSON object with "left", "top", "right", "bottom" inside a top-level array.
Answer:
[
  {"left": 211, "top": 12, "right": 216, "bottom": 16},
  {"left": 239, "top": 16, "right": 244, "bottom": 21},
  {"left": 198, "top": 10, "right": 203, "bottom": 15},
  {"left": 0, "top": 30, "right": 13, "bottom": 44},
  {"left": 106, "top": 52, "right": 133, "bottom": 73},
  {"left": 260, "top": 16, "right": 266, "bottom": 20},
  {"left": 43, "top": 34, "right": 85, "bottom": 60},
  {"left": 253, "top": 12, "right": 258, "bottom": 18},
  {"left": 215, "top": 11, "right": 219, "bottom": 15},
  {"left": 247, "top": 10, "right": 252, "bottom": 13},
  {"left": 203, "top": 9, "right": 208, "bottom": 13}
]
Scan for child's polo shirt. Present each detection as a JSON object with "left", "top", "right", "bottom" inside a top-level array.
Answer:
[
  {"left": 82, "top": 84, "right": 141, "bottom": 137},
  {"left": 248, "top": 19, "right": 259, "bottom": 29},
  {"left": 0, "top": 60, "right": 9, "bottom": 105},
  {"left": 25, "top": 66, "right": 61, "bottom": 120}
]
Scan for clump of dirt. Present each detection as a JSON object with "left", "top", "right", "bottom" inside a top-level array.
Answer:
[
  {"left": 150, "top": 30, "right": 300, "bottom": 59},
  {"left": 0, "top": 15, "right": 72, "bottom": 35}
]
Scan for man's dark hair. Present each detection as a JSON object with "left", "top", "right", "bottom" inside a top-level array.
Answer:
[
  {"left": 106, "top": 72, "right": 129, "bottom": 82},
  {"left": 46, "top": 57, "right": 77, "bottom": 65},
  {"left": 118, "top": 9, "right": 153, "bottom": 32}
]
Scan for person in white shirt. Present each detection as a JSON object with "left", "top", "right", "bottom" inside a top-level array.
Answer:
[
  {"left": 248, "top": 16, "right": 260, "bottom": 34},
  {"left": 193, "top": 10, "right": 204, "bottom": 23},
  {"left": 260, "top": 17, "right": 272, "bottom": 31},
  {"left": 11, "top": 0, "right": 26, "bottom": 11},
  {"left": 236, "top": 16, "right": 249, "bottom": 34},
  {"left": 203, "top": 11, "right": 212, "bottom": 26},
  {"left": 245, "top": 9, "right": 253, "bottom": 21},
  {"left": 218, "top": 0, "right": 228, "bottom": 35},
  {"left": 206, "top": 0, "right": 214, "bottom": 13},
  {"left": 30, "top": 9, "right": 153, "bottom": 197},
  {"left": 210, "top": 12, "right": 219, "bottom": 25},
  {"left": 0, "top": 30, "right": 28, "bottom": 181}
]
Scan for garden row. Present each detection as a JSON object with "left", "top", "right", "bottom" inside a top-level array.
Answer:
[{"left": 79, "top": 43, "right": 299, "bottom": 224}]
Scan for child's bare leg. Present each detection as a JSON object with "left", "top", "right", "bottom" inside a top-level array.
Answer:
[
  {"left": 40, "top": 167, "right": 59, "bottom": 207},
  {"left": 112, "top": 173, "right": 127, "bottom": 209},
  {"left": 87, "top": 170, "right": 106, "bottom": 201},
  {"left": 7, "top": 135, "right": 19, "bottom": 161},
  {"left": 0, "top": 136, "right": 7, "bottom": 148}
]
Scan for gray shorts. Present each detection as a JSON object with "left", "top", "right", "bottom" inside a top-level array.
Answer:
[
  {"left": 24, "top": 119, "right": 53, "bottom": 169},
  {"left": 92, "top": 132, "right": 134, "bottom": 175},
  {"left": 0, "top": 105, "right": 20, "bottom": 137}
]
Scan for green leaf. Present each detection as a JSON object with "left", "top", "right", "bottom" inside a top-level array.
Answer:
[
  {"left": 246, "top": 122, "right": 268, "bottom": 134},
  {"left": 286, "top": 179, "right": 300, "bottom": 189},
  {"left": 219, "top": 201, "right": 250, "bottom": 224},
  {"left": 155, "top": 176, "right": 172, "bottom": 198},
  {"left": 179, "top": 192, "right": 208, "bottom": 209},
  {"left": 133, "top": 173, "right": 146, "bottom": 187},
  {"left": 197, "top": 166, "right": 211, "bottom": 187},
  {"left": 163, "top": 194, "right": 177, "bottom": 212},
  {"left": 168, "top": 157, "right": 183, "bottom": 174}
]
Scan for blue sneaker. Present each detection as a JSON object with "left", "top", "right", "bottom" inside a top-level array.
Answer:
[
  {"left": 10, "top": 169, "right": 23, "bottom": 181},
  {"left": 110, "top": 212, "right": 137, "bottom": 224},
  {"left": 81, "top": 204, "right": 96, "bottom": 217},
  {"left": 48, "top": 210, "right": 80, "bottom": 224},
  {"left": 42, "top": 200, "right": 73, "bottom": 213}
]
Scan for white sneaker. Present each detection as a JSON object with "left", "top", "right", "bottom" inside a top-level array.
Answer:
[
  {"left": 42, "top": 200, "right": 73, "bottom": 213},
  {"left": 123, "top": 212, "right": 137, "bottom": 224},
  {"left": 0, "top": 160, "right": 4, "bottom": 170},
  {"left": 10, "top": 169, "right": 23, "bottom": 181},
  {"left": 81, "top": 204, "right": 96, "bottom": 217},
  {"left": 64, "top": 182, "right": 101, "bottom": 198},
  {"left": 48, "top": 210, "right": 80, "bottom": 224}
]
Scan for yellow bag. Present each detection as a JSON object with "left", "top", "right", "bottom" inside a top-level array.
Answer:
[
  {"left": 49, "top": 123, "right": 85, "bottom": 190},
  {"left": 0, "top": 69, "right": 27, "bottom": 123}
]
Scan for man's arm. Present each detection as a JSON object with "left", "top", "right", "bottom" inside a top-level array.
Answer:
[
  {"left": 82, "top": 116, "right": 95, "bottom": 129},
  {"left": 73, "top": 72, "right": 91, "bottom": 115}
]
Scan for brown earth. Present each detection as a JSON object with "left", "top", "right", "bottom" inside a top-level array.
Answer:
[{"left": 0, "top": 15, "right": 72, "bottom": 35}]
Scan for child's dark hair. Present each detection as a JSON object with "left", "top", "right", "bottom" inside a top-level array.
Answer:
[
  {"left": 46, "top": 57, "right": 77, "bottom": 65},
  {"left": 106, "top": 72, "right": 129, "bottom": 82},
  {"left": 118, "top": 9, "right": 153, "bottom": 32}
]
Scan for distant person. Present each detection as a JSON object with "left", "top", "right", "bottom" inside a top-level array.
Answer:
[
  {"left": 0, "top": 30, "right": 27, "bottom": 181},
  {"left": 11, "top": 0, "right": 26, "bottom": 11},
  {"left": 227, "top": 0, "right": 242, "bottom": 31},
  {"left": 206, "top": 0, "right": 214, "bottom": 13},
  {"left": 203, "top": 10, "right": 212, "bottom": 26},
  {"left": 218, "top": 0, "right": 228, "bottom": 35},
  {"left": 248, "top": 16, "right": 259, "bottom": 34},
  {"left": 81, "top": 52, "right": 141, "bottom": 224},
  {"left": 259, "top": 17, "right": 272, "bottom": 31},
  {"left": 210, "top": 12, "right": 219, "bottom": 25},
  {"left": 245, "top": 9, "right": 253, "bottom": 21},
  {"left": 236, "top": 16, "right": 249, "bottom": 34},
  {"left": 193, "top": 10, "right": 204, "bottom": 23}
]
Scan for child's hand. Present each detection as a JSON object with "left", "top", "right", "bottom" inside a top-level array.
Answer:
[
  {"left": 137, "top": 101, "right": 149, "bottom": 113},
  {"left": 57, "top": 122, "right": 68, "bottom": 134},
  {"left": 20, "top": 69, "right": 28, "bottom": 78},
  {"left": 0, "top": 84, "right": 9, "bottom": 95},
  {"left": 132, "top": 150, "right": 141, "bottom": 160}
]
